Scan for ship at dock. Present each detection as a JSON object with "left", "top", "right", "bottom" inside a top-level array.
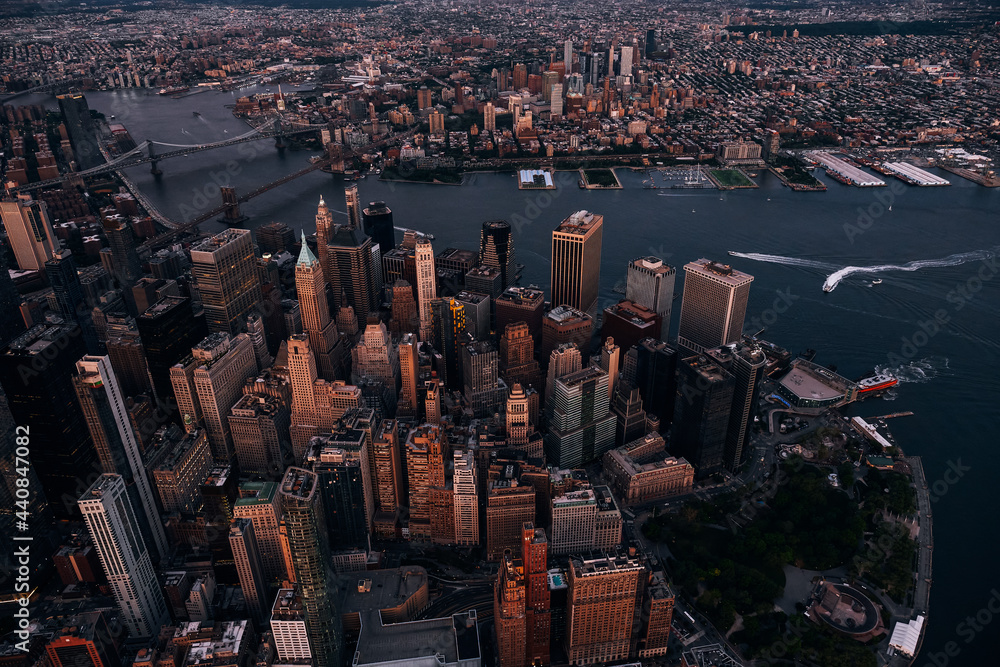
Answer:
[
  {"left": 856, "top": 373, "right": 899, "bottom": 395},
  {"left": 159, "top": 85, "right": 190, "bottom": 95}
]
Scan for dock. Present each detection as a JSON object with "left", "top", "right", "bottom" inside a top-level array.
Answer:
[
  {"left": 882, "top": 162, "right": 950, "bottom": 186},
  {"left": 807, "top": 151, "right": 886, "bottom": 187},
  {"left": 939, "top": 164, "right": 1000, "bottom": 187}
]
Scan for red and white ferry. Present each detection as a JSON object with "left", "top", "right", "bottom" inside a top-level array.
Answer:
[{"left": 856, "top": 374, "right": 898, "bottom": 394}]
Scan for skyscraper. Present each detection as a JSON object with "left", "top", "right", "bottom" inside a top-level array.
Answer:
[
  {"left": 495, "top": 552, "right": 527, "bottom": 667},
  {"left": 137, "top": 296, "right": 207, "bottom": 405},
  {"left": 551, "top": 211, "right": 603, "bottom": 317},
  {"left": 566, "top": 553, "right": 643, "bottom": 665},
  {"left": 78, "top": 474, "right": 170, "bottom": 640},
  {"left": 57, "top": 93, "right": 102, "bottom": 169},
  {"left": 352, "top": 321, "right": 400, "bottom": 400},
  {"left": 480, "top": 220, "right": 516, "bottom": 290},
  {"left": 171, "top": 332, "right": 258, "bottom": 463},
  {"left": 496, "top": 286, "right": 545, "bottom": 345},
  {"left": 372, "top": 419, "right": 403, "bottom": 538},
  {"left": 672, "top": 354, "right": 735, "bottom": 476},
  {"left": 398, "top": 333, "right": 419, "bottom": 416},
  {"left": 314, "top": 196, "right": 334, "bottom": 281},
  {"left": 545, "top": 367, "right": 616, "bottom": 468},
  {"left": 522, "top": 523, "right": 551, "bottom": 666},
  {"left": 619, "top": 46, "right": 634, "bottom": 78},
  {"left": 432, "top": 297, "right": 466, "bottom": 391},
  {"left": 677, "top": 259, "right": 753, "bottom": 353},
  {"left": 0, "top": 243, "right": 25, "bottom": 347},
  {"left": 545, "top": 342, "right": 583, "bottom": 405},
  {"left": 564, "top": 38, "right": 573, "bottom": 72},
  {"left": 0, "top": 195, "right": 59, "bottom": 271},
  {"left": 234, "top": 481, "right": 287, "bottom": 583},
  {"left": 278, "top": 467, "right": 342, "bottom": 666},
  {"left": 102, "top": 215, "right": 143, "bottom": 289},
  {"left": 415, "top": 238, "right": 437, "bottom": 341},
  {"left": 73, "top": 356, "right": 168, "bottom": 561},
  {"left": 453, "top": 449, "right": 479, "bottom": 546},
  {"left": 0, "top": 324, "right": 95, "bottom": 519},
  {"left": 345, "top": 185, "right": 362, "bottom": 229},
  {"left": 45, "top": 248, "right": 99, "bottom": 353},
  {"left": 229, "top": 517, "right": 270, "bottom": 625},
  {"left": 483, "top": 102, "right": 496, "bottom": 132},
  {"left": 362, "top": 201, "right": 396, "bottom": 256},
  {"left": 295, "top": 231, "right": 343, "bottom": 381},
  {"left": 706, "top": 342, "right": 768, "bottom": 471},
  {"left": 500, "top": 323, "right": 542, "bottom": 393},
  {"left": 190, "top": 229, "right": 263, "bottom": 336},
  {"left": 228, "top": 391, "right": 291, "bottom": 478},
  {"left": 462, "top": 340, "right": 505, "bottom": 417},
  {"left": 626, "top": 257, "right": 675, "bottom": 339},
  {"left": 307, "top": 423, "right": 374, "bottom": 549},
  {"left": 328, "top": 223, "right": 377, "bottom": 323},
  {"left": 624, "top": 338, "right": 678, "bottom": 429}
]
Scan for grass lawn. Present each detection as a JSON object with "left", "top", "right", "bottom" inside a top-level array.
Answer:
[
  {"left": 711, "top": 169, "right": 755, "bottom": 187},
  {"left": 582, "top": 168, "right": 620, "bottom": 187}
]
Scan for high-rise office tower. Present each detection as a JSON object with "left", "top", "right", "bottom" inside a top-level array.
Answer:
[
  {"left": 270, "top": 587, "right": 312, "bottom": 663},
  {"left": 229, "top": 391, "right": 291, "bottom": 478},
  {"left": 105, "top": 317, "right": 154, "bottom": 398},
  {"left": 328, "top": 223, "right": 377, "bottom": 323},
  {"left": 645, "top": 28, "right": 658, "bottom": 57},
  {"left": 45, "top": 249, "right": 99, "bottom": 353},
  {"left": 677, "top": 259, "right": 753, "bottom": 353},
  {"left": 453, "top": 449, "right": 479, "bottom": 546},
  {"left": 234, "top": 481, "right": 287, "bottom": 583},
  {"left": 362, "top": 201, "right": 396, "bottom": 256},
  {"left": 404, "top": 423, "right": 447, "bottom": 540},
  {"left": 278, "top": 467, "right": 342, "bottom": 666},
  {"left": 455, "top": 290, "right": 490, "bottom": 340},
  {"left": 398, "top": 333, "right": 419, "bottom": 416},
  {"left": 619, "top": 45, "right": 634, "bottom": 78},
  {"left": 57, "top": 93, "right": 101, "bottom": 168},
  {"left": 496, "top": 286, "right": 545, "bottom": 345},
  {"left": 148, "top": 426, "right": 212, "bottom": 514},
  {"left": 73, "top": 356, "right": 168, "bottom": 560},
  {"left": 551, "top": 210, "right": 603, "bottom": 317},
  {"left": 483, "top": 102, "right": 496, "bottom": 132},
  {"left": 229, "top": 517, "right": 270, "bottom": 625},
  {"left": 672, "top": 354, "right": 735, "bottom": 476},
  {"left": 545, "top": 367, "right": 616, "bottom": 468},
  {"left": 486, "top": 479, "right": 535, "bottom": 561},
  {"left": 550, "top": 84, "right": 564, "bottom": 117},
  {"left": 371, "top": 419, "right": 403, "bottom": 533},
  {"left": 415, "top": 238, "right": 437, "bottom": 341},
  {"left": 171, "top": 332, "right": 257, "bottom": 463},
  {"left": 0, "top": 244, "right": 25, "bottom": 347},
  {"left": 78, "top": 474, "right": 170, "bottom": 640},
  {"left": 522, "top": 523, "right": 551, "bottom": 665},
  {"left": 564, "top": 38, "right": 574, "bottom": 72},
  {"left": 601, "top": 300, "right": 661, "bottom": 352},
  {"left": 256, "top": 221, "right": 296, "bottom": 256},
  {"left": 137, "top": 296, "right": 207, "bottom": 404},
  {"left": 352, "top": 321, "right": 400, "bottom": 399},
  {"left": 43, "top": 611, "right": 120, "bottom": 667},
  {"left": 389, "top": 280, "right": 418, "bottom": 336},
  {"left": 344, "top": 185, "right": 362, "bottom": 229},
  {"left": 706, "top": 342, "right": 767, "bottom": 472},
  {"left": 191, "top": 229, "right": 263, "bottom": 336},
  {"left": 639, "top": 572, "right": 675, "bottom": 658},
  {"left": 102, "top": 215, "right": 143, "bottom": 289},
  {"left": 1, "top": 195, "right": 59, "bottom": 271},
  {"left": 505, "top": 383, "right": 531, "bottom": 448},
  {"left": 495, "top": 552, "right": 527, "bottom": 667},
  {"left": 541, "top": 305, "right": 593, "bottom": 364},
  {"left": 625, "top": 338, "right": 678, "bottom": 429},
  {"left": 480, "top": 220, "right": 516, "bottom": 291},
  {"left": 626, "top": 257, "right": 675, "bottom": 339},
  {"left": 462, "top": 340, "right": 505, "bottom": 417},
  {"left": 307, "top": 422, "right": 374, "bottom": 549},
  {"left": 314, "top": 196, "right": 334, "bottom": 281},
  {"left": 565, "top": 553, "right": 643, "bottom": 665},
  {"left": 295, "top": 231, "right": 343, "bottom": 381},
  {"left": 500, "top": 323, "right": 542, "bottom": 393},
  {"left": 432, "top": 297, "right": 466, "bottom": 391},
  {"left": 598, "top": 337, "right": 621, "bottom": 399},
  {"left": 0, "top": 325, "right": 95, "bottom": 519},
  {"left": 611, "top": 382, "right": 647, "bottom": 447},
  {"left": 544, "top": 342, "right": 582, "bottom": 404}
]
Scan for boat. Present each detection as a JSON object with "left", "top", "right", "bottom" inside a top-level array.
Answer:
[
  {"left": 193, "top": 111, "right": 201, "bottom": 117},
  {"left": 856, "top": 374, "right": 899, "bottom": 394},
  {"left": 823, "top": 283, "right": 834, "bottom": 293},
  {"left": 158, "top": 85, "right": 190, "bottom": 95},
  {"left": 872, "top": 278, "right": 883, "bottom": 285}
]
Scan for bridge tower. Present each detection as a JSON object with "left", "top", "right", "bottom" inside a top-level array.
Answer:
[
  {"left": 219, "top": 186, "right": 248, "bottom": 226},
  {"left": 148, "top": 142, "right": 162, "bottom": 176},
  {"left": 273, "top": 118, "right": 287, "bottom": 151}
]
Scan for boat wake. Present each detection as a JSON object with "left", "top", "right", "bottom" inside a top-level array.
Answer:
[
  {"left": 875, "top": 356, "right": 950, "bottom": 385},
  {"left": 730, "top": 248, "right": 998, "bottom": 293},
  {"left": 727, "top": 251, "right": 839, "bottom": 271},
  {"left": 822, "top": 249, "right": 998, "bottom": 292}
]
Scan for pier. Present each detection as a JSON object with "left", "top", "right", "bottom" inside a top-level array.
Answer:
[
  {"left": 881, "top": 162, "right": 950, "bottom": 186},
  {"left": 807, "top": 151, "right": 886, "bottom": 187}
]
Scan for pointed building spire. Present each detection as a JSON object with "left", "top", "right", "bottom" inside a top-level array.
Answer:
[{"left": 297, "top": 230, "right": 318, "bottom": 267}]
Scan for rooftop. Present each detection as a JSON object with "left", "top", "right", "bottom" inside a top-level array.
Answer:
[{"left": 353, "top": 610, "right": 480, "bottom": 667}]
